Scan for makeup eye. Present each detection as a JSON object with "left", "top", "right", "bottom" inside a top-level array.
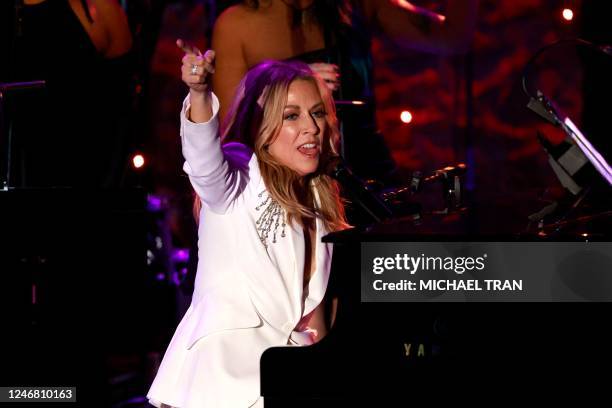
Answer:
[
  {"left": 283, "top": 112, "right": 299, "bottom": 121},
  {"left": 311, "top": 110, "right": 327, "bottom": 118}
]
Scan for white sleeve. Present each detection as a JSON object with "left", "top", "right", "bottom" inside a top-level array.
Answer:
[{"left": 180, "top": 93, "right": 251, "bottom": 214}]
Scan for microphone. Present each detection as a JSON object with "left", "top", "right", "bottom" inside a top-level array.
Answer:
[{"left": 325, "top": 156, "right": 394, "bottom": 223}]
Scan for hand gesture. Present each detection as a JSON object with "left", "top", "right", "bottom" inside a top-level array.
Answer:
[{"left": 177, "top": 38, "right": 215, "bottom": 95}]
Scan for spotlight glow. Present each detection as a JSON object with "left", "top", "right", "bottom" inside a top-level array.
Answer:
[
  {"left": 562, "top": 8, "right": 573, "bottom": 21},
  {"left": 400, "top": 110, "right": 413, "bottom": 124},
  {"left": 133, "top": 154, "right": 145, "bottom": 169}
]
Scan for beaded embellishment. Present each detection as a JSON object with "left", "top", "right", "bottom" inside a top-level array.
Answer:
[{"left": 255, "top": 191, "right": 286, "bottom": 248}]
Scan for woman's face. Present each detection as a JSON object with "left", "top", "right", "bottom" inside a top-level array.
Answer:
[{"left": 267, "top": 79, "right": 327, "bottom": 177}]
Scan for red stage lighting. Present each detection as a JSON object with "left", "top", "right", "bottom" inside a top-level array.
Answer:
[
  {"left": 132, "top": 154, "right": 145, "bottom": 169},
  {"left": 562, "top": 8, "right": 573, "bottom": 21},
  {"left": 400, "top": 110, "right": 413, "bottom": 124}
]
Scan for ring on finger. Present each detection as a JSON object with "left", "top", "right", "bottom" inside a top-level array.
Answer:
[{"left": 191, "top": 64, "right": 198, "bottom": 75}]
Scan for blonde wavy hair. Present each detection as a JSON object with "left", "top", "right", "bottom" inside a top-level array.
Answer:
[{"left": 195, "top": 60, "right": 348, "bottom": 232}]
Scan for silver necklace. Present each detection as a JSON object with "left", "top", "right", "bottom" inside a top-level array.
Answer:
[{"left": 255, "top": 191, "right": 287, "bottom": 248}]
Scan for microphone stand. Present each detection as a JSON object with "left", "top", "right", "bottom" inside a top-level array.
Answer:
[
  {"left": 526, "top": 95, "right": 611, "bottom": 236},
  {"left": 522, "top": 39, "right": 612, "bottom": 235},
  {"left": 380, "top": 163, "right": 467, "bottom": 217},
  {"left": 523, "top": 38, "right": 612, "bottom": 189},
  {"left": 329, "top": 158, "right": 394, "bottom": 223},
  {"left": 329, "top": 158, "right": 467, "bottom": 226}
]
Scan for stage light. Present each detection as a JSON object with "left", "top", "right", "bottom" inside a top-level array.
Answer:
[
  {"left": 132, "top": 154, "right": 145, "bottom": 169},
  {"left": 400, "top": 110, "right": 413, "bottom": 124},
  {"left": 562, "top": 8, "right": 573, "bottom": 21}
]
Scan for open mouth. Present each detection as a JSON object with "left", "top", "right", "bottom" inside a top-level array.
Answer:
[{"left": 297, "top": 142, "right": 320, "bottom": 158}]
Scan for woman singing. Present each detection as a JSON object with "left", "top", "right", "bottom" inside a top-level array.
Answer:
[{"left": 147, "top": 40, "right": 348, "bottom": 407}]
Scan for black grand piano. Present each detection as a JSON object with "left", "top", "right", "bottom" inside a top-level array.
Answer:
[{"left": 261, "top": 158, "right": 612, "bottom": 405}]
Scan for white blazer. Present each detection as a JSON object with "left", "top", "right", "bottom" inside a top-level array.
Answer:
[{"left": 147, "top": 94, "right": 333, "bottom": 408}]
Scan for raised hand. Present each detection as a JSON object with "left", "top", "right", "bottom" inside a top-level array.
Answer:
[
  {"left": 177, "top": 39, "right": 216, "bottom": 122},
  {"left": 177, "top": 38, "right": 216, "bottom": 95}
]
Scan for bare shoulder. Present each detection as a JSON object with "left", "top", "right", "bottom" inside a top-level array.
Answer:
[
  {"left": 89, "top": 0, "right": 125, "bottom": 17},
  {"left": 215, "top": 4, "right": 259, "bottom": 34},
  {"left": 83, "top": 0, "right": 132, "bottom": 58},
  {"left": 213, "top": 3, "right": 272, "bottom": 53},
  {"left": 89, "top": 0, "right": 130, "bottom": 30},
  {"left": 212, "top": 4, "right": 253, "bottom": 118},
  {"left": 213, "top": 5, "right": 250, "bottom": 52}
]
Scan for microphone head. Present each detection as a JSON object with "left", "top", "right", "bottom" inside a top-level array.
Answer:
[{"left": 322, "top": 155, "right": 346, "bottom": 179}]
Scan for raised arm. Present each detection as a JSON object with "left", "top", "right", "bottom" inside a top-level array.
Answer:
[
  {"left": 211, "top": 6, "right": 250, "bottom": 121},
  {"left": 178, "top": 40, "right": 215, "bottom": 123},
  {"left": 178, "top": 40, "right": 250, "bottom": 214},
  {"left": 361, "top": 0, "right": 479, "bottom": 55}
]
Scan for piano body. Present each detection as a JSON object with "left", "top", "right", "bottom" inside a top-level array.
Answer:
[{"left": 261, "top": 185, "right": 612, "bottom": 406}]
